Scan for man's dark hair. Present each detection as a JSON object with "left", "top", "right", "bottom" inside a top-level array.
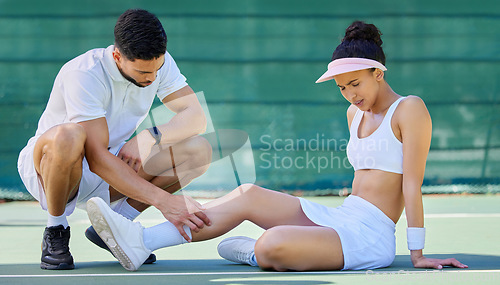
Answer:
[{"left": 114, "top": 9, "right": 167, "bottom": 61}]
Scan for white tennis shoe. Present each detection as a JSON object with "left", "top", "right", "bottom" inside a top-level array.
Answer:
[
  {"left": 86, "top": 197, "right": 151, "bottom": 271},
  {"left": 217, "top": 236, "right": 258, "bottom": 266}
]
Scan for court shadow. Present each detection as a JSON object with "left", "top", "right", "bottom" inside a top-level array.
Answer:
[
  {"left": 76, "top": 255, "right": 499, "bottom": 272},
  {"left": 10, "top": 260, "right": 333, "bottom": 284},
  {"left": 209, "top": 279, "right": 333, "bottom": 285},
  {"left": 75, "top": 259, "right": 238, "bottom": 272},
  {"left": 0, "top": 261, "right": 335, "bottom": 285},
  {"left": 0, "top": 260, "right": 127, "bottom": 275},
  {"left": 389, "top": 254, "right": 500, "bottom": 270},
  {"left": 2, "top": 254, "right": 496, "bottom": 280}
]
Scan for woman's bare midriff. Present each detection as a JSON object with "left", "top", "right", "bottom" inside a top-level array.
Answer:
[{"left": 350, "top": 169, "right": 405, "bottom": 224}]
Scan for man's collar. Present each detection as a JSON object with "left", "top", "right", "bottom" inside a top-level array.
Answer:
[{"left": 102, "top": 45, "right": 128, "bottom": 83}]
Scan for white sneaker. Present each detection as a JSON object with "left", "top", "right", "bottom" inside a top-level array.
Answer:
[
  {"left": 217, "top": 236, "right": 258, "bottom": 266},
  {"left": 86, "top": 197, "right": 151, "bottom": 271}
]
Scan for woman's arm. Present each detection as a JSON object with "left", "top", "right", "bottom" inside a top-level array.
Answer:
[
  {"left": 398, "top": 96, "right": 467, "bottom": 269},
  {"left": 399, "top": 96, "right": 429, "bottom": 239}
]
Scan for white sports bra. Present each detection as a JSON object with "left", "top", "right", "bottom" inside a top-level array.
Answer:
[{"left": 346, "top": 97, "right": 405, "bottom": 174}]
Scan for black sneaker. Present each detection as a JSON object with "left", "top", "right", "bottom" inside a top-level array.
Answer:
[
  {"left": 41, "top": 225, "right": 75, "bottom": 270},
  {"left": 85, "top": 225, "right": 157, "bottom": 264}
]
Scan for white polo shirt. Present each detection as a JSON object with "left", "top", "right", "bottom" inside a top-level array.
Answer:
[{"left": 34, "top": 45, "right": 187, "bottom": 149}]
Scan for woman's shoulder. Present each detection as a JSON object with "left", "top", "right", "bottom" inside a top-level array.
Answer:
[
  {"left": 397, "top": 96, "right": 429, "bottom": 116},
  {"left": 347, "top": 104, "right": 358, "bottom": 117},
  {"left": 346, "top": 104, "right": 358, "bottom": 128},
  {"left": 395, "top": 95, "right": 431, "bottom": 126},
  {"left": 399, "top": 95, "right": 427, "bottom": 109}
]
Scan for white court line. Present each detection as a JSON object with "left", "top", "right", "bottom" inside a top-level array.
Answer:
[
  {"left": 405, "top": 213, "right": 500, "bottom": 219},
  {"left": 1, "top": 269, "right": 500, "bottom": 278}
]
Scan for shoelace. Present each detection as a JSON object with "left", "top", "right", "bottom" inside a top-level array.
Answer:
[
  {"left": 234, "top": 248, "right": 252, "bottom": 264},
  {"left": 47, "top": 230, "right": 70, "bottom": 252}
]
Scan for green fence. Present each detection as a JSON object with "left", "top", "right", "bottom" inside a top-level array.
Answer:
[{"left": 1, "top": 0, "right": 499, "bottom": 199}]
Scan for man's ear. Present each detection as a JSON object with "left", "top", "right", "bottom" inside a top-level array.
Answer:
[{"left": 112, "top": 48, "right": 122, "bottom": 63}]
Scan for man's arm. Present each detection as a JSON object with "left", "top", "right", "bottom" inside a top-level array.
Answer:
[
  {"left": 157, "top": 85, "right": 207, "bottom": 143},
  {"left": 79, "top": 117, "right": 208, "bottom": 241},
  {"left": 120, "top": 85, "right": 207, "bottom": 171}
]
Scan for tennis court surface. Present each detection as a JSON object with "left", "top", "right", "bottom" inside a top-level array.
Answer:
[{"left": 1, "top": 194, "right": 499, "bottom": 284}]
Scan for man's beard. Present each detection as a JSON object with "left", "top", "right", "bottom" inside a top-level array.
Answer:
[{"left": 118, "top": 68, "right": 150, "bottom": 88}]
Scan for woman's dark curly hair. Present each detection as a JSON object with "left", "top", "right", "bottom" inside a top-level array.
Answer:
[{"left": 331, "top": 21, "right": 386, "bottom": 66}]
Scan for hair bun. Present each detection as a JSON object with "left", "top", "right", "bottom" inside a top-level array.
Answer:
[{"left": 343, "top": 21, "right": 383, "bottom": 47}]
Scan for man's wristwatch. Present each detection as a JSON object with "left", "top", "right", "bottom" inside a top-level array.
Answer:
[{"left": 147, "top": 126, "right": 162, "bottom": 145}]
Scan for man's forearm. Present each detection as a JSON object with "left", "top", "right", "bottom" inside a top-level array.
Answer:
[
  {"left": 87, "top": 150, "right": 167, "bottom": 208},
  {"left": 154, "top": 106, "right": 206, "bottom": 145}
]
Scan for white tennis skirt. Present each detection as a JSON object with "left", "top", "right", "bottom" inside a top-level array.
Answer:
[{"left": 299, "top": 195, "right": 396, "bottom": 270}]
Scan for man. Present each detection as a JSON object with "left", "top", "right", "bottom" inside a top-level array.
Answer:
[{"left": 17, "top": 9, "right": 212, "bottom": 270}]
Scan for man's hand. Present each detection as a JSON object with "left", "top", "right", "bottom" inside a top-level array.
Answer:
[
  {"left": 117, "top": 130, "right": 156, "bottom": 172},
  {"left": 156, "top": 194, "right": 211, "bottom": 242}
]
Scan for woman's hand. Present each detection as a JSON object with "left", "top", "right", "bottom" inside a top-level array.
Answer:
[{"left": 412, "top": 254, "right": 468, "bottom": 269}]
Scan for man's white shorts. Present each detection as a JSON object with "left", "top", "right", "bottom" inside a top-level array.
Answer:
[{"left": 17, "top": 136, "right": 125, "bottom": 215}]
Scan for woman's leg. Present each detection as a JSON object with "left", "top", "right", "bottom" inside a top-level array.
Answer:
[
  {"left": 195, "top": 184, "right": 345, "bottom": 271},
  {"left": 191, "top": 183, "right": 316, "bottom": 241},
  {"left": 255, "top": 225, "right": 344, "bottom": 271}
]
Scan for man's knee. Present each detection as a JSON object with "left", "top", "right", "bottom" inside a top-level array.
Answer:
[
  {"left": 44, "top": 123, "right": 86, "bottom": 160},
  {"left": 183, "top": 135, "right": 212, "bottom": 170}
]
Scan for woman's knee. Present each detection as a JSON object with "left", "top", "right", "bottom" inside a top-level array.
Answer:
[
  {"left": 230, "top": 183, "right": 263, "bottom": 201},
  {"left": 254, "top": 227, "right": 289, "bottom": 271}
]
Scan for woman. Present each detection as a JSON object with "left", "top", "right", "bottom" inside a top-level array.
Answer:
[{"left": 86, "top": 21, "right": 468, "bottom": 271}]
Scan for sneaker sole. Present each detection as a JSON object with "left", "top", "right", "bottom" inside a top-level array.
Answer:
[
  {"left": 86, "top": 198, "right": 137, "bottom": 271},
  {"left": 85, "top": 226, "right": 157, "bottom": 264},
  {"left": 40, "top": 261, "right": 75, "bottom": 270}
]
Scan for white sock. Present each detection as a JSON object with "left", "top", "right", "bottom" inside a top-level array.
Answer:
[
  {"left": 47, "top": 213, "right": 69, "bottom": 229},
  {"left": 249, "top": 254, "right": 258, "bottom": 266},
  {"left": 112, "top": 198, "right": 140, "bottom": 221},
  {"left": 143, "top": 222, "right": 191, "bottom": 251}
]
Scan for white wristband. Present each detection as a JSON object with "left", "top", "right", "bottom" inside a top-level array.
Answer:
[{"left": 407, "top": 227, "right": 425, "bottom": 250}]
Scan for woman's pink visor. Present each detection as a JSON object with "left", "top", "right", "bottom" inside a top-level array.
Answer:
[{"left": 316, "top": 58, "right": 387, "bottom": 83}]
